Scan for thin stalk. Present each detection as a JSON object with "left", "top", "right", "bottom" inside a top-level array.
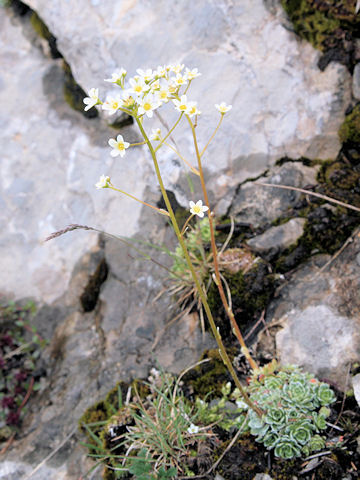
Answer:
[
  {"left": 135, "top": 117, "right": 262, "bottom": 416},
  {"left": 181, "top": 214, "right": 195, "bottom": 236},
  {"left": 109, "top": 185, "right": 169, "bottom": 216},
  {"left": 186, "top": 115, "right": 258, "bottom": 371},
  {"left": 164, "top": 141, "right": 200, "bottom": 175},
  {"left": 155, "top": 113, "right": 184, "bottom": 152},
  {"left": 200, "top": 114, "right": 223, "bottom": 158}
]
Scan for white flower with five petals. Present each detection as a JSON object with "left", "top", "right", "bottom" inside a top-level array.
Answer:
[
  {"left": 95, "top": 175, "right": 110, "bottom": 189},
  {"left": 102, "top": 95, "right": 123, "bottom": 115},
  {"left": 189, "top": 200, "right": 209, "bottom": 218},
  {"left": 108, "top": 134, "right": 130, "bottom": 157},
  {"left": 138, "top": 94, "right": 161, "bottom": 118},
  {"left": 215, "top": 102, "right": 232, "bottom": 114},
  {"left": 83, "top": 88, "right": 99, "bottom": 111}
]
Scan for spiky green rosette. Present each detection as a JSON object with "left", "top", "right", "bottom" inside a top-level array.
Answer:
[{"left": 243, "top": 363, "right": 336, "bottom": 459}]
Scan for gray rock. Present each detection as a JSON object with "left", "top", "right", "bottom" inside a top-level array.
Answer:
[
  {"left": 352, "top": 373, "right": 360, "bottom": 408},
  {"left": 353, "top": 62, "right": 360, "bottom": 100},
  {"left": 253, "top": 474, "right": 274, "bottom": 480},
  {"left": 230, "top": 162, "right": 318, "bottom": 228},
  {"left": 0, "top": 10, "right": 153, "bottom": 303},
  {"left": 247, "top": 217, "right": 306, "bottom": 254},
  {"left": 259, "top": 231, "right": 360, "bottom": 390},
  {"left": 23, "top": 0, "right": 351, "bottom": 209}
]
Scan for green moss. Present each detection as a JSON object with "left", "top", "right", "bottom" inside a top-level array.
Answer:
[
  {"left": 339, "top": 104, "right": 360, "bottom": 145},
  {"left": 30, "top": 11, "right": 51, "bottom": 41},
  {"left": 281, "top": 0, "right": 341, "bottom": 51},
  {"left": 29, "top": 11, "right": 62, "bottom": 58},
  {"left": 182, "top": 349, "right": 234, "bottom": 399},
  {"left": 207, "top": 262, "right": 275, "bottom": 334},
  {"left": 273, "top": 156, "right": 360, "bottom": 272},
  {"left": 62, "top": 61, "right": 98, "bottom": 118}
]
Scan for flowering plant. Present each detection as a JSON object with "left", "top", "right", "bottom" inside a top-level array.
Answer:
[{"left": 82, "top": 62, "right": 261, "bottom": 415}]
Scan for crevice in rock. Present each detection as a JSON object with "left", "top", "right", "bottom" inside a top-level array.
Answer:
[
  {"left": 80, "top": 257, "right": 109, "bottom": 312},
  {"left": 5, "top": 0, "right": 98, "bottom": 119}
]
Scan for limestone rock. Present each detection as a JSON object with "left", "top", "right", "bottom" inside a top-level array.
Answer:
[
  {"left": 23, "top": 0, "right": 351, "bottom": 205},
  {"left": 230, "top": 162, "right": 318, "bottom": 228},
  {"left": 353, "top": 373, "right": 360, "bottom": 408},
  {"left": 247, "top": 217, "right": 306, "bottom": 255},
  {"left": 260, "top": 230, "right": 360, "bottom": 390},
  {"left": 0, "top": 10, "right": 151, "bottom": 303},
  {"left": 353, "top": 62, "right": 360, "bottom": 100}
]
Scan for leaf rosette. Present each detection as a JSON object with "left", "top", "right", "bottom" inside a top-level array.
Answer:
[
  {"left": 316, "top": 383, "right": 336, "bottom": 406},
  {"left": 286, "top": 419, "right": 314, "bottom": 445},
  {"left": 274, "top": 435, "right": 302, "bottom": 459}
]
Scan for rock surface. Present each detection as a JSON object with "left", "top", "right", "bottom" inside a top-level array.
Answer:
[
  {"left": 21, "top": 0, "right": 351, "bottom": 205},
  {"left": 229, "top": 161, "right": 319, "bottom": 227},
  {"left": 353, "top": 62, "right": 360, "bottom": 100},
  {"left": 259, "top": 229, "right": 360, "bottom": 390},
  {"left": 247, "top": 217, "right": 306, "bottom": 255},
  {"left": 1, "top": 1, "right": 359, "bottom": 479},
  {"left": 0, "top": 9, "right": 152, "bottom": 302}
]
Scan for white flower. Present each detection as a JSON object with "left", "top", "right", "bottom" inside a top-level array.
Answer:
[
  {"left": 189, "top": 200, "right": 209, "bottom": 218},
  {"left": 83, "top": 88, "right": 99, "bottom": 111},
  {"left": 185, "top": 67, "right": 201, "bottom": 80},
  {"left": 173, "top": 73, "right": 187, "bottom": 87},
  {"left": 172, "top": 94, "right": 190, "bottom": 114},
  {"left": 95, "top": 175, "right": 110, "bottom": 189},
  {"left": 108, "top": 134, "right": 130, "bottom": 157},
  {"left": 215, "top": 102, "right": 232, "bottom": 114},
  {"left": 102, "top": 95, "right": 123, "bottom": 115},
  {"left": 235, "top": 400, "right": 249, "bottom": 410},
  {"left": 138, "top": 94, "right": 161, "bottom": 118},
  {"left": 104, "top": 68, "right": 127, "bottom": 84},
  {"left": 187, "top": 101, "right": 201, "bottom": 117},
  {"left": 129, "top": 77, "right": 150, "bottom": 97},
  {"left": 150, "top": 128, "right": 161, "bottom": 141},
  {"left": 155, "top": 65, "right": 167, "bottom": 78},
  {"left": 187, "top": 423, "right": 199, "bottom": 434},
  {"left": 156, "top": 85, "right": 171, "bottom": 103},
  {"left": 171, "top": 63, "right": 185, "bottom": 74},
  {"left": 136, "top": 68, "right": 154, "bottom": 82}
]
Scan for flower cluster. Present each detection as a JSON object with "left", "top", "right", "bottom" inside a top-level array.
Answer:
[
  {"left": 83, "top": 63, "right": 232, "bottom": 170},
  {"left": 84, "top": 63, "right": 203, "bottom": 122}
]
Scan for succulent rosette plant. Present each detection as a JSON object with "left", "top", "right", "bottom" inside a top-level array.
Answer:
[{"left": 233, "top": 363, "right": 336, "bottom": 459}]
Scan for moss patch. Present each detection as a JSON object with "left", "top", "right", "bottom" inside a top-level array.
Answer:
[
  {"left": 338, "top": 103, "right": 360, "bottom": 145},
  {"left": 281, "top": 0, "right": 359, "bottom": 69},
  {"left": 30, "top": 11, "right": 62, "bottom": 58},
  {"left": 207, "top": 261, "right": 275, "bottom": 335},
  {"left": 273, "top": 156, "right": 360, "bottom": 272},
  {"left": 181, "top": 349, "right": 234, "bottom": 400}
]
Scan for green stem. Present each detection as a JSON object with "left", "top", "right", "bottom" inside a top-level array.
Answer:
[
  {"left": 109, "top": 185, "right": 169, "bottom": 216},
  {"left": 155, "top": 113, "right": 184, "bottom": 152},
  {"left": 135, "top": 117, "right": 261, "bottom": 416},
  {"left": 164, "top": 141, "right": 199, "bottom": 175},
  {"left": 200, "top": 115, "right": 223, "bottom": 158}
]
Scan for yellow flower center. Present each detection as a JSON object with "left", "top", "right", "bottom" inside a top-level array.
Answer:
[
  {"left": 193, "top": 205, "right": 201, "bottom": 214},
  {"left": 143, "top": 102, "right": 151, "bottom": 111},
  {"left": 179, "top": 104, "right": 187, "bottom": 111},
  {"left": 117, "top": 142, "right": 125, "bottom": 151},
  {"left": 134, "top": 85, "right": 142, "bottom": 93}
]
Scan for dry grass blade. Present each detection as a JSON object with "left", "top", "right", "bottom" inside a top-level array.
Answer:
[
  {"left": 44, "top": 223, "right": 95, "bottom": 241},
  {"left": 254, "top": 182, "right": 360, "bottom": 213}
]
